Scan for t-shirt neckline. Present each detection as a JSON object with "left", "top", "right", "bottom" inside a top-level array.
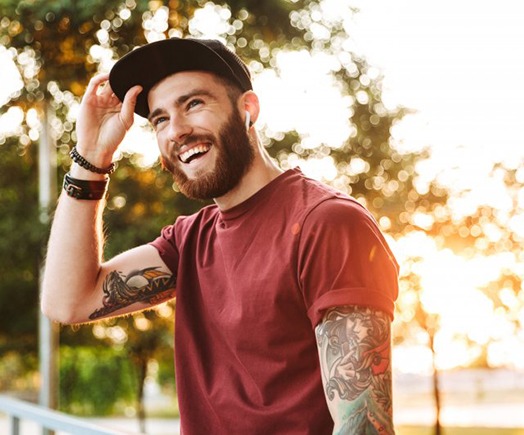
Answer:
[{"left": 219, "top": 168, "right": 301, "bottom": 221}]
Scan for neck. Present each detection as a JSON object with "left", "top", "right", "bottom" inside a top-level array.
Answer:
[{"left": 214, "top": 135, "right": 283, "bottom": 211}]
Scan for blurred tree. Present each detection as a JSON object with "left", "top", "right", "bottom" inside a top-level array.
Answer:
[
  {"left": 59, "top": 346, "right": 136, "bottom": 415},
  {"left": 0, "top": 134, "right": 43, "bottom": 369},
  {"left": 476, "top": 268, "right": 523, "bottom": 367},
  {"left": 420, "top": 161, "right": 524, "bottom": 257},
  {"left": 426, "top": 162, "right": 524, "bottom": 371},
  {"left": 60, "top": 303, "right": 175, "bottom": 430},
  {"left": 0, "top": 0, "right": 149, "bottom": 93}
]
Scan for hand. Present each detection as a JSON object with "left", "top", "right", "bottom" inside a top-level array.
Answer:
[{"left": 75, "top": 73, "right": 142, "bottom": 167}]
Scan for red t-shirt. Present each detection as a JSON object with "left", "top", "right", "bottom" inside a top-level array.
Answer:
[{"left": 151, "top": 168, "right": 398, "bottom": 434}]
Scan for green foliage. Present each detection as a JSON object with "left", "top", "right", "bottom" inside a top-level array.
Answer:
[
  {"left": 59, "top": 304, "right": 176, "bottom": 416},
  {"left": 0, "top": 136, "right": 45, "bottom": 357},
  {"left": 0, "top": 0, "right": 148, "bottom": 92},
  {"left": 103, "top": 157, "right": 206, "bottom": 258},
  {"left": 0, "top": 351, "right": 38, "bottom": 391},
  {"left": 59, "top": 346, "right": 136, "bottom": 415}
]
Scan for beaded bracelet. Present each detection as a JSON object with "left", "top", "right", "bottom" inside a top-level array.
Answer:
[
  {"left": 63, "top": 173, "right": 109, "bottom": 200},
  {"left": 70, "top": 146, "right": 116, "bottom": 175}
]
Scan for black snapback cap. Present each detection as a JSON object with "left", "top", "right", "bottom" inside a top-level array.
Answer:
[{"left": 109, "top": 37, "right": 253, "bottom": 118}]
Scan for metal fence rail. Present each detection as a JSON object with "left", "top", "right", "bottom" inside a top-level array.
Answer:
[{"left": 0, "top": 395, "right": 142, "bottom": 435}]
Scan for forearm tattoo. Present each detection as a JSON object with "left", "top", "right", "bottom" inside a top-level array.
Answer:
[
  {"left": 316, "top": 306, "right": 394, "bottom": 434},
  {"left": 89, "top": 267, "right": 176, "bottom": 320}
]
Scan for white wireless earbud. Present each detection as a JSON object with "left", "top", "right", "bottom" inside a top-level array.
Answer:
[{"left": 245, "top": 110, "right": 251, "bottom": 129}]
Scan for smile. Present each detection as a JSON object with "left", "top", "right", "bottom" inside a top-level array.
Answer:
[{"left": 178, "top": 143, "right": 211, "bottom": 164}]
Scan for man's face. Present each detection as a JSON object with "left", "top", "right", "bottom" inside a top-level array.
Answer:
[{"left": 148, "top": 71, "right": 254, "bottom": 200}]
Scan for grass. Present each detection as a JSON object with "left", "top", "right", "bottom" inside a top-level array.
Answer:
[{"left": 397, "top": 426, "right": 524, "bottom": 435}]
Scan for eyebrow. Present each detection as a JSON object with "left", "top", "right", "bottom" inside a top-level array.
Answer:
[{"left": 148, "top": 89, "right": 217, "bottom": 122}]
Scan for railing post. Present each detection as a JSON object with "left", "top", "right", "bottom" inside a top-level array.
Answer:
[{"left": 10, "top": 415, "right": 20, "bottom": 435}]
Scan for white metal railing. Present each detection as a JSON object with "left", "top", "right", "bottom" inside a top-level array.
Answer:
[{"left": 0, "top": 395, "right": 144, "bottom": 435}]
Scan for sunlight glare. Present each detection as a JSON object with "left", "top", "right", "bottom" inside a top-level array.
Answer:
[
  {"left": 392, "top": 231, "right": 522, "bottom": 370},
  {"left": 120, "top": 117, "right": 158, "bottom": 167},
  {"left": 292, "top": 155, "right": 338, "bottom": 182},
  {"left": 489, "top": 336, "right": 524, "bottom": 369},
  {"left": 0, "top": 48, "right": 23, "bottom": 106},
  {"left": 189, "top": 3, "right": 231, "bottom": 39},
  {"left": 255, "top": 50, "right": 352, "bottom": 149},
  {"left": 393, "top": 344, "right": 433, "bottom": 375},
  {"left": 0, "top": 106, "right": 24, "bottom": 136}
]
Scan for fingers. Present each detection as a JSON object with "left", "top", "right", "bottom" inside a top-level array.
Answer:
[
  {"left": 85, "top": 73, "right": 111, "bottom": 96},
  {"left": 119, "top": 85, "right": 143, "bottom": 130},
  {"left": 84, "top": 73, "right": 142, "bottom": 131}
]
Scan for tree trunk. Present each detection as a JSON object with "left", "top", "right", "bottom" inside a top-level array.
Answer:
[
  {"left": 429, "top": 332, "right": 442, "bottom": 435},
  {"left": 136, "top": 356, "right": 148, "bottom": 434}
]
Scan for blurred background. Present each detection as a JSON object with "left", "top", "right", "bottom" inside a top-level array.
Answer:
[{"left": 1, "top": 0, "right": 523, "bottom": 434}]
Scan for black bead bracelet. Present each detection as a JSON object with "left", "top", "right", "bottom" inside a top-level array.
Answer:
[{"left": 70, "top": 146, "right": 116, "bottom": 175}]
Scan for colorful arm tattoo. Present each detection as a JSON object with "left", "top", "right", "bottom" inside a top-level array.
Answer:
[
  {"left": 316, "top": 306, "right": 394, "bottom": 434},
  {"left": 89, "top": 267, "right": 176, "bottom": 320}
]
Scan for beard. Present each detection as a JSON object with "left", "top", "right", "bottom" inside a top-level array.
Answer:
[{"left": 161, "top": 106, "right": 255, "bottom": 200}]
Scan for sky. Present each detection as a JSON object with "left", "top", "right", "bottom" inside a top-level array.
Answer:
[{"left": 348, "top": 0, "right": 524, "bottom": 197}]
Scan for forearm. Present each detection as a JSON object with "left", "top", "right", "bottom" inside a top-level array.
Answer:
[
  {"left": 327, "top": 371, "right": 393, "bottom": 434},
  {"left": 41, "top": 166, "right": 108, "bottom": 323}
]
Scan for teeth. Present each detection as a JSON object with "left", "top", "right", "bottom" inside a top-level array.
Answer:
[{"left": 179, "top": 144, "right": 210, "bottom": 163}]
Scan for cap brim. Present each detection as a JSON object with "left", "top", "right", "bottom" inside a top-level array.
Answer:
[{"left": 109, "top": 38, "right": 242, "bottom": 118}]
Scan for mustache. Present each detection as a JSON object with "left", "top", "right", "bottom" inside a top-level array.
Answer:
[{"left": 173, "top": 134, "right": 215, "bottom": 151}]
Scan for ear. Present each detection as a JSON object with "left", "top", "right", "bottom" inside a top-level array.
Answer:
[{"left": 239, "top": 91, "right": 260, "bottom": 128}]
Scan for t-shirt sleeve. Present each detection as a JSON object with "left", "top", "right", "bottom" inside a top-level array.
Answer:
[
  {"left": 297, "top": 198, "right": 399, "bottom": 327},
  {"left": 149, "top": 223, "right": 180, "bottom": 275}
]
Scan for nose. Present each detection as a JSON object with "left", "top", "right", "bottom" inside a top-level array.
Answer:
[{"left": 167, "top": 115, "right": 193, "bottom": 145}]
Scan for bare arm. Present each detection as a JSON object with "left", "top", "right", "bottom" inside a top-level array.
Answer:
[
  {"left": 41, "top": 73, "right": 174, "bottom": 324},
  {"left": 316, "top": 306, "right": 394, "bottom": 434}
]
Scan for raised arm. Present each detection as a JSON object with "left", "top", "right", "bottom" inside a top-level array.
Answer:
[
  {"left": 41, "top": 74, "right": 175, "bottom": 324},
  {"left": 316, "top": 305, "right": 394, "bottom": 434}
]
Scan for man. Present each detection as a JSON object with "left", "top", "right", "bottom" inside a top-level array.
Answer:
[{"left": 42, "top": 37, "right": 398, "bottom": 434}]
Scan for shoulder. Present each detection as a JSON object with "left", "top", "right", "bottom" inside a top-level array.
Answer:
[
  {"left": 296, "top": 187, "right": 398, "bottom": 275},
  {"left": 306, "top": 196, "right": 374, "bottom": 225},
  {"left": 280, "top": 169, "right": 366, "bottom": 220},
  {"left": 298, "top": 195, "right": 394, "bottom": 262},
  {"left": 279, "top": 169, "right": 384, "bottom": 240},
  {"left": 286, "top": 169, "right": 369, "bottom": 212},
  {"left": 300, "top": 188, "right": 380, "bottom": 241}
]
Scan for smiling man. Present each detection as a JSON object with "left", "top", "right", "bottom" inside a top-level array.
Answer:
[
  {"left": 149, "top": 70, "right": 261, "bottom": 205},
  {"left": 42, "top": 37, "right": 399, "bottom": 434}
]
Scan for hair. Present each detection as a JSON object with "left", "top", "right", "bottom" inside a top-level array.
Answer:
[{"left": 216, "top": 74, "right": 244, "bottom": 106}]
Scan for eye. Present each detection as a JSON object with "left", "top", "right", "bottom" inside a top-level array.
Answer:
[
  {"left": 186, "top": 98, "right": 203, "bottom": 111},
  {"left": 152, "top": 116, "right": 168, "bottom": 128}
]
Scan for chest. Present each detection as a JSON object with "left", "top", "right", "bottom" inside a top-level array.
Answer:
[{"left": 176, "top": 215, "right": 309, "bottom": 337}]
